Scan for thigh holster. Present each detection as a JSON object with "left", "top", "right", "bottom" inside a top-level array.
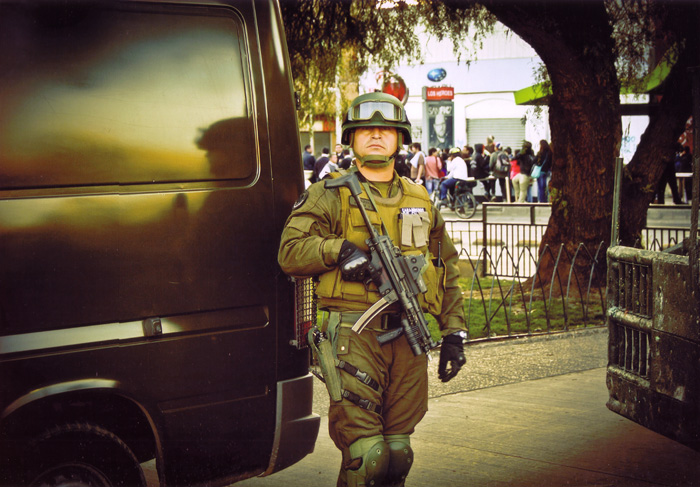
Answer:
[
  {"left": 309, "top": 326, "right": 343, "bottom": 402},
  {"left": 310, "top": 313, "right": 383, "bottom": 414}
]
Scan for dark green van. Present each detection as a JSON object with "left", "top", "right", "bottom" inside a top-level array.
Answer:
[{"left": 0, "top": 1, "right": 319, "bottom": 485}]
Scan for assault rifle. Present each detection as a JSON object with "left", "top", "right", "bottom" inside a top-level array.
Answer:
[{"left": 325, "top": 173, "right": 438, "bottom": 356}]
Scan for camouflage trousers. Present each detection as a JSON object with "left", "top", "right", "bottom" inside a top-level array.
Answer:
[{"left": 327, "top": 314, "right": 428, "bottom": 479}]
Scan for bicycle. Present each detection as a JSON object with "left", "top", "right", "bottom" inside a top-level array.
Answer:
[{"left": 431, "top": 178, "right": 478, "bottom": 219}]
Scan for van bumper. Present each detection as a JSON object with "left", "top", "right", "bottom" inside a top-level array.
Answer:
[{"left": 261, "top": 373, "right": 321, "bottom": 476}]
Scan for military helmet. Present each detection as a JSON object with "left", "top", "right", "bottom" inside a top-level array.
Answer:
[{"left": 341, "top": 92, "right": 412, "bottom": 146}]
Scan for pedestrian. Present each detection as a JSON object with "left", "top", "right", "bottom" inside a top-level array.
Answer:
[
  {"left": 462, "top": 146, "right": 474, "bottom": 172},
  {"left": 409, "top": 142, "right": 426, "bottom": 184},
  {"left": 439, "top": 147, "right": 470, "bottom": 203},
  {"left": 510, "top": 149, "right": 520, "bottom": 180},
  {"left": 302, "top": 144, "right": 315, "bottom": 171},
  {"left": 471, "top": 143, "right": 492, "bottom": 200},
  {"left": 278, "top": 92, "right": 467, "bottom": 487},
  {"left": 490, "top": 143, "right": 511, "bottom": 202},
  {"left": 535, "top": 140, "right": 553, "bottom": 203},
  {"left": 318, "top": 153, "right": 339, "bottom": 180},
  {"left": 335, "top": 143, "right": 345, "bottom": 161},
  {"left": 484, "top": 135, "right": 496, "bottom": 157},
  {"left": 424, "top": 147, "right": 443, "bottom": 197},
  {"left": 339, "top": 148, "right": 353, "bottom": 170},
  {"left": 313, "top": 147, "right": 331, "bottom": 183},
  {"left": 656, "top": 144, "right": 683, "bottom": 205},
  {"left": 512, "top": 141, "right": 535, "bottom": 203}
]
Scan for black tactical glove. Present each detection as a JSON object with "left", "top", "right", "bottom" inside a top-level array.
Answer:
[
  {"left": 338, "top": 240, "right": 370, "bottom": 282},
  {"left": 438, "top": 332, "right": 467, "bottom": 382}
]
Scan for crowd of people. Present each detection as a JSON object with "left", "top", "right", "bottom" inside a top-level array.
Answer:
[
  {"left": 306, "top": 137, "right": 697, "bottom": 207},
  {"left": 303, "top": 135, "right": 555, "bottom": 205}
]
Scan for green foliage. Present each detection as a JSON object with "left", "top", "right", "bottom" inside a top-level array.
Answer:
[
  {"left": 604, "top": 0, "right": 690, "bottom": 93},
  {"left": 281, "top": 0, "right": 495, "bottom": 129},
  {"left": 548, "top": 187, "right": 560, "bottom": 205}
]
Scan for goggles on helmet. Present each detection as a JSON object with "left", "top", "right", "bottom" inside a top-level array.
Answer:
[
  {"left": 349, "top": 100, "right": 402, "bottom": 123},
  {"left": 341, "top": 92, "right": 412, "bottom": 146}
]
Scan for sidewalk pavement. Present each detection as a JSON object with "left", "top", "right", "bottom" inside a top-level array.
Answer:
[{"left": 238, "top": 329, "right": 700, "bottom": 487}]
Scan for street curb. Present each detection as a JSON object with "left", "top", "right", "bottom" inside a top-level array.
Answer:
[{"left": 464, "top": 325, "right": 607, "bottom": 349}]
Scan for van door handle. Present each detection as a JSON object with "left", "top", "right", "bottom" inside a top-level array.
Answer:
[{"left": 143, "top": 317, "right": 163, "bottom": 337}]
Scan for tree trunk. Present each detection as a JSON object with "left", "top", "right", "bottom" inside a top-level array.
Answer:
[
  {"left": 484, "top": 1, "right": 621, "bottom": 285},
  {"left": 618, "top": 3, "right": 700, "bottom": 247}
]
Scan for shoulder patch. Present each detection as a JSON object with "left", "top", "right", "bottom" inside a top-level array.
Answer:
[{"left": 293, "top": 190, "right": 309, "bottom": 210}]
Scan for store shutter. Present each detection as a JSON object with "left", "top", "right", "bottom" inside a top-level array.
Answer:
[{"left": 466, "top": 118, "right": 526, "bottom": 150}]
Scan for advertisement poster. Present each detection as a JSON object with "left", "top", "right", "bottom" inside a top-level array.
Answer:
[{"left": 427, "top": 101, "right": 454, "bottom": 150}]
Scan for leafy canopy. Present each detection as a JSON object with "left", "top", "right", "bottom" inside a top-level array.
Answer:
[
  {"left": 281, "top": 0, "right": 494, "bottom": 128},
  {"left": 282, "top": 1, "right": 671, "bottom": 128}
]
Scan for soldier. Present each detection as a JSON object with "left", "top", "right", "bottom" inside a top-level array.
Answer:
[{"left": 278, "top": 92, "right": 467, "bottom": 487}]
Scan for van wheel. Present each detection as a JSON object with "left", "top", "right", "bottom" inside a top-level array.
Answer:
[{"left": 26, "top": 423, "right": 146, "bottom": 487}]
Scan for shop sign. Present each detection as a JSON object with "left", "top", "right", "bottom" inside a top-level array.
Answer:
[{"left": 425, "top": 86, "right": 454, "bottom": 101}]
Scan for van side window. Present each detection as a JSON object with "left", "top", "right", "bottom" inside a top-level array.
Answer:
[{"left": 0, "top": 3, "right": 255, "bottom": 189}]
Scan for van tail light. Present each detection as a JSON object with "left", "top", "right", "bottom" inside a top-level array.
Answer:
[{"left": 291, "top": 277, "right": 317, "bottom": 349}]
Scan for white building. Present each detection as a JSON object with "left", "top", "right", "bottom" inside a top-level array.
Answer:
[
  {"left": 356, "top": 23, "right": 547, "bottom": 153},
  {"left": 356, "top": 22, "right": 648, "bottom": 161}
]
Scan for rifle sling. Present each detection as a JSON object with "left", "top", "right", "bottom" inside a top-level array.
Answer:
[{"left": 359, "top": 180, "right": 390, "bottom": 237}]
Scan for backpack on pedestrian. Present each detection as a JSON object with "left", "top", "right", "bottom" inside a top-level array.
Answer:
[{"left": 493, "top": 152, "right": 511, "bottom": 177}]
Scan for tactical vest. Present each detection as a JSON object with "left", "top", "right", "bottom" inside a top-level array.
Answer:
[{"left": 316, "top": 173, "right": 445, "bottom": 316}]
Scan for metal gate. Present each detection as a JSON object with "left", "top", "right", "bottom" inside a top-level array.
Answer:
[{"left": 606, "top": 245, "right": 699, "bottom": 451}]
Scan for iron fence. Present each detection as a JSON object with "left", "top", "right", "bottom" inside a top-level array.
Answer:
[
  {"left": 642, "top": 227, "right": 691, "bottom": 251},
  {"left": 438, "top": 202, "right": 692, "bottom": 342},
  {"left": 455, "top": 240, "right": 607, "bottom": 342},
  {"left": 642, "top": 204, "right": 694, "bottom": 250},
  {"left": 442, "top": 202, "right": 693, "bottom": 278}
]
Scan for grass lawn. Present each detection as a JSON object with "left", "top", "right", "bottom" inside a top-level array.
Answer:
[{"left": 426, "top": 277, "right": 605, "bottom": 341}]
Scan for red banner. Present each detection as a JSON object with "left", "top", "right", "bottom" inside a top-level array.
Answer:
[{"left": 425, "top": 86, "right": 454, "bottom": 101}]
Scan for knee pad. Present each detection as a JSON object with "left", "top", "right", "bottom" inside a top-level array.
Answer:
[
  {"left": 384, "top": 434, "right": 414, "bottom": 486},
  {"left": 345, "top": 435, "right": 389, "bottom": 487}
]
